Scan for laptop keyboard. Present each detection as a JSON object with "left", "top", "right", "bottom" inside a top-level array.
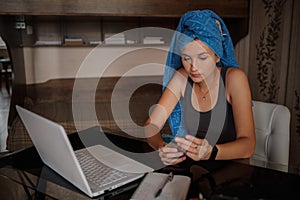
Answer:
[{"left": 75, "top": 149, "right": 129, "bottom": 188}]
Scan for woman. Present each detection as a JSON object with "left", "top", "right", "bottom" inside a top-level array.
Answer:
[{"left": 144, "top": 10, "right": 255, "bottom": 166}]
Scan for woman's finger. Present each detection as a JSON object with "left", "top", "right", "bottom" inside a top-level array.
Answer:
[
  {"left": 185, "top": 135, "right": 204, "bottom": 145},
  {"left": 160, "top": 146, "right": 179, "bottom": 153},
  {"left": 184, "top": 139, "right": 212, "bottom": 161},
  {"left": 162, "top": 155, "right": 186, "bottom": 165},
  {"left": 175, "top": 136, "right": 194, "bottom": 148},
  {"left": 177, "top": 142, "right": 197, "bottom": 153}
]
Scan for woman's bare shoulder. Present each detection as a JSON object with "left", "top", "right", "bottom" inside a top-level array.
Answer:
[
  {"left": 226, "top": 67, "right": 248, "bottom": 83},
  {"left": 226, "top": 67, "right": 251, "bottom": 98},
  {"left": 167, "top": 68, "right": 188, "bottom": 97},
  {"left": 177, "top": 68, "right": 188, "bottom": 76},
  {"left": 170, "top": 68, "right": 188, "bottom": 82}
]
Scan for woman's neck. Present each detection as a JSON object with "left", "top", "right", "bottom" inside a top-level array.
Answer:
[{"left": 198, "top": 67, "right": 220, "bottom": 92}]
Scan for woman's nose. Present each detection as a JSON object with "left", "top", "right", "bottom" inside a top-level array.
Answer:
[
  {"left": 191, "top": 59, "right": 199, "bottom": 70},
  {"left": 191, "top": 65, "right": 198, "bottom": 72}
]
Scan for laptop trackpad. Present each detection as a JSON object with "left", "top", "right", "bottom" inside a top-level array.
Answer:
[{"left": 85, "top": 145, "right": 153, "bottom": 174}]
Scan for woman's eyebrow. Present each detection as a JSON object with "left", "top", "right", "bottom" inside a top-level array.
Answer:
[
  {"left": 181, "top": 52, "right": 209, "bottom": 56},
  {"left": 198, "top": 52, "right": 210, "bottom": 55}
]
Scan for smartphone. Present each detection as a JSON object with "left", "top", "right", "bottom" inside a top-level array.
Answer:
[
  {"left": 162, "top": 134, "right": 175, "bottom": 143},
  {"left": 162, "top": 134, "right": 186, "bottom": 154},
  {"left": 167, "top": 140, "right": 186, "bottom": 154}
]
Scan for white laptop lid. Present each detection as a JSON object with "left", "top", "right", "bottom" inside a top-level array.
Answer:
[
  {"left": 16, "top": 105, "right": 92, "bottom": 196},
  {"left": 16, "top": 106, "right": 153, "bottom": 197}
]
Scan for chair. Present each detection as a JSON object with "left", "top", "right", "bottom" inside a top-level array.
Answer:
[{"left": 251, "top": 100, "right": 290, "bottom": 172}]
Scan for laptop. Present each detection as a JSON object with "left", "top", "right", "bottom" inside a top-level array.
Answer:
[{"left": 16, "top": 105, "right": 153, "bottom": 198}]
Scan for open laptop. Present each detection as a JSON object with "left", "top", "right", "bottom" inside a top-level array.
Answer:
[{"left": 16, "top": 105, "right": 153, "bottom": 198}]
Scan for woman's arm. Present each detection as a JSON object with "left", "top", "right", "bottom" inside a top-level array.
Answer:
[
  {"left": 145, "top": 69, "right": 187, "bottom": 150},
  {"left": 215, "top": 68, "right": 256, "bottom": 160}
]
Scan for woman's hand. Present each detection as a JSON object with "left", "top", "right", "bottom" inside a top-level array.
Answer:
[
  {"left": 158, "top": 143, "right": 186, "bottom": 165},
  {"left": 175, "top": 135, "right": 213, "bottom": 161}
]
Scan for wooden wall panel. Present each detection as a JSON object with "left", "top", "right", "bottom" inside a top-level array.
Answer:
[{"left": 0, "top": 0, "right": 249, "bottom": 18}]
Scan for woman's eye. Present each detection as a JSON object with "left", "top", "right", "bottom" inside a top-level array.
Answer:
[
  {"left": 199, "top": 55, "right": 209, "bottom": 60},
  {"left": 183, "top": 56, "right": 191, "bottom": 61}
]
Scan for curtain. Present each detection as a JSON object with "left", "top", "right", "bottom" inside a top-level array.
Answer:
[{"left": 236, "top": 0, "right": 300, "bottom": 174}]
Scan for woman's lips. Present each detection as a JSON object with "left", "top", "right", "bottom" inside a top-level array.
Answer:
[{"left": 191, "top": 73, "right": 201, "bottom": 78}]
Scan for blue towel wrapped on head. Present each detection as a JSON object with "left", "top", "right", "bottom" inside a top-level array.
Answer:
[{"left": 163, "top": 10, "right": 239, "bottom": 136}]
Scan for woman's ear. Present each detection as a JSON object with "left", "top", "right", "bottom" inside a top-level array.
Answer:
[{"left": 216, "top": 57, "right": 220, "bottom": 63}]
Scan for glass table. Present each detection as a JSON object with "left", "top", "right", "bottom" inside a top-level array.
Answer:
[{"left": 1, "top": 126, "right": 299, "bottom": 199}]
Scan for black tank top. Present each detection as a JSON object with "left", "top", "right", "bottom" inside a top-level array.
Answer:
[{"left": 183, "top": 67, "right": 236, "bottom": 145}]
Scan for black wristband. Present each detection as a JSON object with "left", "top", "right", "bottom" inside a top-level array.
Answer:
[{"left": 209, "top": 146, "right": 218, "bottom": 160}]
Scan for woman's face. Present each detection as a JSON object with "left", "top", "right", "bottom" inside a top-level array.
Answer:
[{"left": 181, "top": 39, "right": 219, "bottom": 83}]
